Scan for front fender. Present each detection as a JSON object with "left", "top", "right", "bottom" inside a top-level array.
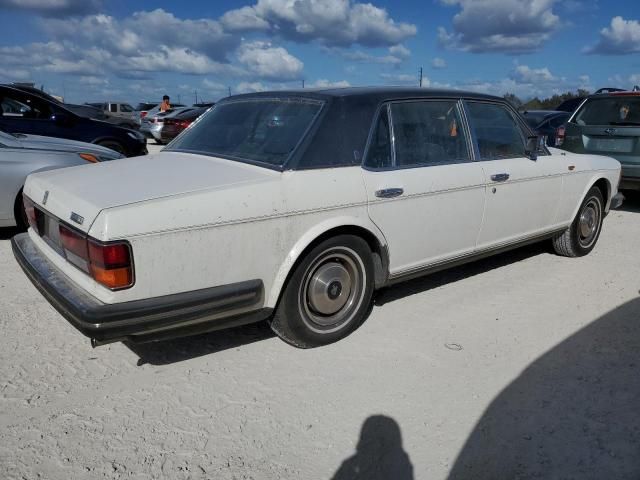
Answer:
[{"left": 266, "top": 215, "right": 388, "bottom": 308}]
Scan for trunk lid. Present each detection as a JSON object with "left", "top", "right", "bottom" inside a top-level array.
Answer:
[{"left": 24, "top": 152, "right": 278, "bottom": 234}]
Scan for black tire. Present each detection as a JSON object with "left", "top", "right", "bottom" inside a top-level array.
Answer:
[
  {"left": 96, "top": 140, "right": 126, "bottom": 155},
  {"left": 270, "top": 235, "right": 375, "bottom": 348},
  {"left": 13, "top": 189, "right": 28, "bottom": 231},
  {"left": 552, "top": 186, "right": 604, "bottom": 257}
]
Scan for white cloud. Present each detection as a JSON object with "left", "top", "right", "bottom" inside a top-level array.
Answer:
[
  {"left": 306, "top": 79, "right": 350, "bottom": 88},
  {"left": 237, "top": 41, "right": 304, "bottom": 80},
  {"left": 510, "top": 65, "right": 557, "bottom": 83},
  {"left": 585, "top": 16, "right": 640, "bottom": 55},
  {"left": 379, "top": 72, "right": 425, "bottom": 85},
  {"left": 439, "top": 0, "right": 560, "bottom": 53},
  {"left": 221, "top": 0, "right": 416, "bottom": 47},
  {"left": 236, "top": 81, "right": 268, "bottom": 93},
  {"left": 202, "top": 79, "right": 226, "bottom": 91},
  {"left": 432, "top": 57, "right": 446, "bottom": 69},
  {"left": 322, "top": 44, "right": 410, "bottom": 65}
]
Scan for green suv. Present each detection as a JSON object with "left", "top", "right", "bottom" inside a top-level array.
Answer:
[{"left": 562, "top": 92, "right": 640, "bottom": 190}]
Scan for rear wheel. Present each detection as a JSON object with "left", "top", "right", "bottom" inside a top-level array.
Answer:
[
  {"left": 96, "top": 140, "right": 126, "bottom": 155},
  {"left": 270, "top": 235, "right": 374, "bottom": 348},
  {"left": 552, "top": 186, "right": 604, "bottom": 257}
]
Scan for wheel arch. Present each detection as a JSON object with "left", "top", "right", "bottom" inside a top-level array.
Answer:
[
  {"left": 569, "top": 175, "right": 612, "bottom": 222},
  {"left": 265, "top": 218, "right": 389, "bottom": 308}
]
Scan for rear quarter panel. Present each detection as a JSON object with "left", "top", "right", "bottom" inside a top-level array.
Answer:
[{"left": 87, "top": 166, "right": 382, "bottom": 308}]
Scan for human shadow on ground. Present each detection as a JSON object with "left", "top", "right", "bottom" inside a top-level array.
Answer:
[
  {"left": 332, "top": 415, "right": 414, "bottom": 480},
  {"left": 447, "top": 297, "right": 640, "bottom": 480},
  {"left": 125, "top": 321, "right": 275, "bottom": 366}
]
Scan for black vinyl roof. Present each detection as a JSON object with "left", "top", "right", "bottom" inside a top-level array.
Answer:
[{"left": 225, "top": 86, "right": 501, "bottom": 104}]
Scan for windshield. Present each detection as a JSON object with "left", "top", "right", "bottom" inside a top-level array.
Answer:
[
  {"left": 574, "top": 96, "right": 640, "bottom": 126},
  {"left": 167, "top": 98, "right": 324, "bottom": 167}
]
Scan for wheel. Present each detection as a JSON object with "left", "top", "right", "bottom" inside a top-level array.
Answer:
[
  {"left": 13, "top": 189, "right": 28, "bottom": 231},
  {"left": 552, "top": 186, "right": 604, "bottom": 257},
  {"left": 96, "top": 140, "right": 126, "bottom": 155},
  {"left": 270, "top": 235, "right": 375, "bottom": 348}
]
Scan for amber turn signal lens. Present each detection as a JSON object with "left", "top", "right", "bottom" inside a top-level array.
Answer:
[
  {"left": 79, "top": 153, "right": 99, "bottom": 163},
  {"left": 90, "top": 265, "right": 133, "bottom": 290}
]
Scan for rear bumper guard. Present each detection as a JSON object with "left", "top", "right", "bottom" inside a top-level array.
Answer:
[{"left": 12, "top": 232, "right": 269, "bottom": 345}]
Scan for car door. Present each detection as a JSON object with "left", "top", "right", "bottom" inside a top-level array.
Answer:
[
  {"left": 362, "top": 99, "right": 486, "bottom": 277},
  {"left": 464, "top": 101, "right": 565, "bottom": 249}
]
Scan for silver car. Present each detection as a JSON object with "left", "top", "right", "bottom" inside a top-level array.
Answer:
[
  {"left": 140, "top": 107, "right": 194, "bottom": 144},
  {"left": 0, "top": 128, "right": 124, "bottom": 228}
]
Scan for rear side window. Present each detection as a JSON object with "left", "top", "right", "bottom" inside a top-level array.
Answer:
[
  {"left": 574, "top": 97, "right": 640, "bottom": 126},
  {"left": 365, "top": 108, "right": 392, "bottom": 169},
  {"left": 390, "top": 100, "right": 470, "bottom": 168},
  {"left": 0, "top": 93, "right": 52, "bottom": 119},
  {"left": 120, "top": 104, "right": 133, "bottom": 112},
  {"left": 466, "top": 102, "right": 526, "bottom": 160},
  {"left": 109, "top": 104, "right": 118, "bottom": 113},
  {"left": 167, "top": 98, "right": 323, "bottom": 167}
]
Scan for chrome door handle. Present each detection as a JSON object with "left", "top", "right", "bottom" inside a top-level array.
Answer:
[
  {"left": 490, "top": 173, "right": 510, "bottom": 182},
  {"left": 375, "top": 188, "right": 404, "bottom": 198}
]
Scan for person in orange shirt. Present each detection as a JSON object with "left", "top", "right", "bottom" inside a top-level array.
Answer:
[{"left": 159, "top": 95, "right": 171, "bottom": 112}]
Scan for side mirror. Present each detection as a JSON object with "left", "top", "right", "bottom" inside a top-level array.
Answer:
[{"left": 525, "top": 135, "right": 540, "bottom": 161}]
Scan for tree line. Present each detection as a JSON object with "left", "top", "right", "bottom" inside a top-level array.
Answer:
[{"left": 503, "top": 90, "right": 591, "bottom": 110}]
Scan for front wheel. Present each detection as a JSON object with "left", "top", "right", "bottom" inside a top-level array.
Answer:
[
  {"left": 270, "top": 235, "right": 375, "bottom": 348},
  {"left": 552, "top": 186, "right": 604, "bottom": 257}
]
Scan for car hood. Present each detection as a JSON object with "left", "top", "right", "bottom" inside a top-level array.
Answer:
[
  {"left": 23, "top": 152, "right": 279, "bottom": 235},
  {"left": 17, "top": 134, "right": 123, "bottom": 159}
]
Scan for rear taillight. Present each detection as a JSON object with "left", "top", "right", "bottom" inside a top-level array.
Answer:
[
  {"left": 555, "top": 126, "right": 566, "bottom": 147},
  {"left": 163, "top": 118, "right": 176, "bottom": 126},
  {"left": 88, "top": 240, "right": 133, "bottom": 290},
  {"left": 140, "top": 111, "right": 148, "bottom": 118},
  {"left": 59, "top": 224, "right": 134, "bottom": 290}
]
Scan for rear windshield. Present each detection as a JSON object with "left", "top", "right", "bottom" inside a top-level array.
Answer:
[
  {"left": 167, "top": 98, "right": 323, "bottom": 167},
  {"left": 573, "top": 96, "right": 640, "bottom": 126}
]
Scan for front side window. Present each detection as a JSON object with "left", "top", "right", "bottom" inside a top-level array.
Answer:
[
  {"left": 167, "top": 98, "right": 323, "bottom": 167},
  {"left": 466, "top": 102, "right": 526, "bottom": 160},
  {"left": 573, "top": 97, "right": 640, "bottom": 126},
  {"left": 109, "top": 104, "right": 118, "bottom": 113},
  {"left": 390, "top": 100, "right": 470, "bottom": 168},
  {"left": 120, "top": 104, "right": 134, "bottom": 112}
]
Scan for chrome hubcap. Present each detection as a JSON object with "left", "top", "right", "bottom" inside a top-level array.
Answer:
[
  {"left": 307, "top": 262, "right": 352, "bottom": 315},
  {"left": 578, "top": 198, "right": 601, "bottom": 247},
  {"left": 299, "top": 248, "right": 366, "bottom": 332}
]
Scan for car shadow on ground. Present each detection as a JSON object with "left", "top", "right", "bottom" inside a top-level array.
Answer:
[
  {"left": 331, "top": 415, "right": 414, "bottom": 480},
  {"left": 0, "top": 227, "right": 20, "bottom": 241},
  {"left": 125, "top": 321, "right": 276, "bottom": 366},
  {"left": 447, "top": 297, "right": 640, "bottom": 480},
  {"left": 375, "top": 241, "right": 550, "bottom": 306},
  {"left": 618, "top": 190, "right": 640, "bottom": 213}
]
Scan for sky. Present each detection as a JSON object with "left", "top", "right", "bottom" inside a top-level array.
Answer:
[{"left": 0, "top": 0, "right": 638, "bottom": 105}]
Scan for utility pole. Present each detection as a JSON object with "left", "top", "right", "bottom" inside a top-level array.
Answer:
[
  {"left": 228, "top": 86, "right": 231, "bottom": 97},
  {"left": 419, "top": 67, "right": 423, "bottom": 88},
  {"left": 302, "top": 79, "right": 305, "bottom": 89}
]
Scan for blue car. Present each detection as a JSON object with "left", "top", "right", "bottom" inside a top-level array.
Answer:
[{"left": 0, "top": 85, "right": 147, "bottom": 157}]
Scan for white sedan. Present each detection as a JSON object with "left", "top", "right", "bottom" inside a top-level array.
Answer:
[{"left": 12, "top": 88, "right": 623, "bottom": 348}]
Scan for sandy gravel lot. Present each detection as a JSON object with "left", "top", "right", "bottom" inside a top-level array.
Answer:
[{"left": 1, "top": 190, "right": 639, "bottom": 480}]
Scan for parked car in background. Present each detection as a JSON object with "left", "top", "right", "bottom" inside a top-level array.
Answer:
[
  {"left": 86, "top": 102, "right": 138, "bottom": 129},
  {"left": 134, "top": 101, "right": 185, "bottom": 126},
  {"left": 521, "top": 110, "right": 571, "bottom": 147},
  {"left": 156, "top": 107, "right": 208, "bottom": 144},
  {"left": 562, "top": 90, "right": 640, "bottom": 191},
  {"left": 140, "top": 106, "right": 193, "bottom": 143},
  {"left": 0, "top": 127, "right": 123, "bottom": 229},
  {"left": 0, "top": 85, "right": 147, "bottom": 157},
  {"left": 12, "top": 87, "right": 622, "bottom": 350}
]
